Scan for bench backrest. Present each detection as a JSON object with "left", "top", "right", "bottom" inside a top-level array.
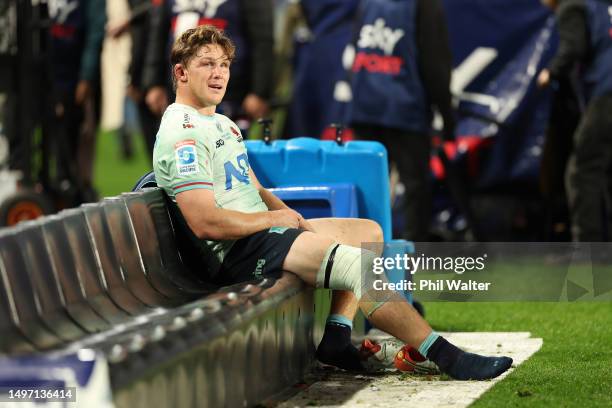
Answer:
[{"left": 0, "top": 189, "right": 213, "bottom": 354}]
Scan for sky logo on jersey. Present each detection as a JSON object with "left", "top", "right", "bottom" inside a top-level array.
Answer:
[
  {"left": 357, "top": 18, "right": 404, "bottom": 55},
  {"left": 352, "top": 52, "right": 403, "bottom": 75},
  {"left": 175, "top": 140, "right": 199, "bottom": 175},
  {"left": 352, "top": 18, "right": 405, "bottom": 75}
]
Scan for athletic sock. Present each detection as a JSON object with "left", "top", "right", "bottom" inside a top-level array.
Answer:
[
  {"left": 424, "top": 335, "right": 513, "bottom": 380},
  {"left": 315, "top": 315, "right": 363, "bottom": 371},
  {"left": 417, "top": 331, "right": 441, "bottom": 357}
]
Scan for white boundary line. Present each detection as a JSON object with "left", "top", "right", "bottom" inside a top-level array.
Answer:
[{"left": 278, "top": 332, "right": 542, "bottom": 408}]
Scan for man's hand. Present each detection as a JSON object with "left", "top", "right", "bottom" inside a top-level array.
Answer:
[
  {"left": 75, "top": 80, "right": 92, "bottom": 105},
  {"left": 269, "top": 208, "right": 315, "bottom": 232},
  {"left": 268, "top": 209, "right": 302, "bottom": 229},
  {"left": 146, "top": 86, "right": 169, "bottom": 115},
  {"left": 537, "top": 69, "right": 551, "bottom": 88},
  {"left": 242, "top": 93, "right": 269, "bottom": 120},
  {"left": 249, "top": 168, "right": 314, "bottom": 231},
  {"left": 299, "top": 217, "right": 315, "bottom": 232}
]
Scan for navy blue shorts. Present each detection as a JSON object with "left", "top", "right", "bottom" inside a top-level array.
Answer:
[{"left": 215, "top": 227, "right": 304, "bottom": 285}]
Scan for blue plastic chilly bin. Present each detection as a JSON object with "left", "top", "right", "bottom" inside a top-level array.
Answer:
[{"left": 269, "top": 183, "right": 358, "bottom": 219}]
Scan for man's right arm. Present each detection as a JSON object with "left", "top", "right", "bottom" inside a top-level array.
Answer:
[
  {"left": 176, "top": 188, "right": 301, "bottom": 240},
  {"left": 416, "top": 0, "right": 455, "bottom": 140}
]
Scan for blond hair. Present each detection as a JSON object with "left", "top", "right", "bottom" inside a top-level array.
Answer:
[{"left": 170, "top": 25, "right": 236, "bottom": 88}]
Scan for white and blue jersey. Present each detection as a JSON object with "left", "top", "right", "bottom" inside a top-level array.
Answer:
[{"left": 153, "top": 103, "right": 268, "bottom": 262}]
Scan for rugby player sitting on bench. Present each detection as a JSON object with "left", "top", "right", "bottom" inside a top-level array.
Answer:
[{"left": 153, "top": 25, "right": 512, "bottom": 380}]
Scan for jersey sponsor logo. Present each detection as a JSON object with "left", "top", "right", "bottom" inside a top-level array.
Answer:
[
  {"left": 172, "top": 0, "right": 227, "bottom": 18},
  {"left": 50, "top": 24, "right": 76, "bottom": 38},
  {"left": 230, "top": 126, "right": 243, "bottom": 142},
  {"left": 175, "top": 140, "right": 199, "bottom": 175},
  {"left": 171, "top": 15, "right": 228, "bottom": 38},
  {"left": 47, "top": 0, "right": 79, "bottom": 24},
  {"left": 215, "top": 139, "right": 225, "bottom": 148},
  {"left": 224, "top": 153, "right": 250, "bottom": 190},
  {"left": 269, "top": 226, "right": 289, "bottom": 234},
  {"left": 352, "top": 52, "right": 403, "bottom": 75},
  {"left": 357, "top": 18, "right": 404, "bottom": 55},
  {"left": 183, "top": 113, "right": 195, "bottom": 129},
  {"left": 253, "top": 258, "right": 266, "bottom": 278},
  {"left": 198, "top": 17, "right": 228, "bottom": 30},
  {"left": 353, "top": 19, "right": 405, "bottom": 75}
]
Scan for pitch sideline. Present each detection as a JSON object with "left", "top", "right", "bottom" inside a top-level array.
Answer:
[{"left": 278, "top": 332, "right": 543, "bottom": 407}]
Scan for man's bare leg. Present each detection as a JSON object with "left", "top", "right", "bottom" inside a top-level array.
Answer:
[
  {"left": 307, "top": 218, "right": 382, "bottom": 369},
  {"left": 284, "top": 230, "right": 432, "bottom": 345},
  {"left": 283, "top": 231, "right": 513, "bottom": 380},
  {"left": 308, "top": 217, "right": 383, "bottom": 319},
  {"left": 283, "top": 231, "right": 432, "bottom": 360},
  {"left": 328, "top": 290, "right": 359, "bottom": 319}
]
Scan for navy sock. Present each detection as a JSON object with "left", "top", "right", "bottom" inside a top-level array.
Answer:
[
  {"left": 426, "top": 336, "right": 513, "bottom": 380},
  {"left": 316, "top": 316, "right": 363, "bottom": 371}
]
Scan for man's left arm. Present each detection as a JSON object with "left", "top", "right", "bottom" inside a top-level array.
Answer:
[{"left": 249, "top": 168, "right": 315, "bottom": 231}]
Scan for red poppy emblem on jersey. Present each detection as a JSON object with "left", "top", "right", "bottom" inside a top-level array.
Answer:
[{"left": 231, "top": 126, "right": 243, "bottom": 142}]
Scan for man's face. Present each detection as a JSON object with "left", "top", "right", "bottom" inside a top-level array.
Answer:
[{"left": 185, "top": 44, "right": 230, "bottom": 109}]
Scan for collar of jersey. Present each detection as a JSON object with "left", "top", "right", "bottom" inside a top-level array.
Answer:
[{"left": 169, "top": 103, "right": 217, "bottom": 120}]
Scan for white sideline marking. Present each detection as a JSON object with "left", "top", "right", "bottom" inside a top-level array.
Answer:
[{"left": 278, "top": 332, "right": 542, "bottom": 408}]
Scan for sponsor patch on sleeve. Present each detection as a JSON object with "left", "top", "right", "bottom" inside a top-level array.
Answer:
[
  {"left": 174, "top": 140, "right": 199, "bottom": 175},
  {"left": 231, "top": 126, "right": 243, "bottom": 142}
]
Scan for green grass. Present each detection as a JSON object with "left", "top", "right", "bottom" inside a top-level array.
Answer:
[
  {"left": 424, "top": 302, "right": 612, "bottom": 407},
  {"left": 93, "top": 130, "right": 151, "bottom": 197}
]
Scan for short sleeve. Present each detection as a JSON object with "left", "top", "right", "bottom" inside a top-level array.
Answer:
[{"left": 154, "top": 121, "right": 215, "bottom": 197}]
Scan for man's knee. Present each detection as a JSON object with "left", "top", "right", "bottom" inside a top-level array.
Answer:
[
  {"left": 315, "top": 244, "right": 380, "bottom": 299},
  {"left": 364, "top": 219, "right": 384, "bottom": 243}
]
